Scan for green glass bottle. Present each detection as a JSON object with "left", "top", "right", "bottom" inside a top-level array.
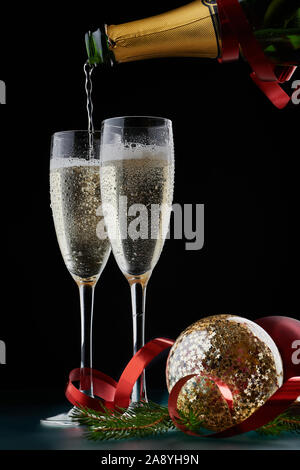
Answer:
[
  {"left": 85, "top": 0, "right": 300, "bottom": 67},
  {"left": 85, "top": 25, "right": 115, "bottom": 66}
]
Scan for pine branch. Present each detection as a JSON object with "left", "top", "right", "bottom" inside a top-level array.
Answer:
[
  {"left": 71, "top": 401, "right": 175, "bottom": 440},
  {"left": 176, "top": 408, "right": 206, "bottom": 434},
  {"left": 71, "top": 400, "right": 300, "bottom": 440},
  {"left": 256, "top": 404, "right": 300, "bottom": 437}
]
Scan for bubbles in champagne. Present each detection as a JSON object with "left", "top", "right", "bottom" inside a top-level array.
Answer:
[
  {"left": 100, "top": 146, "right": 174, "bottom": 276},
  {"left": 50, "top": 159, "right": 110, "bottom": 282}
]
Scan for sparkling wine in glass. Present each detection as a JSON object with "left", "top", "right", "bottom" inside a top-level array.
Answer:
[
  {"left": 100, "top": 116, "right": 174, "bottom": 404},
  {"left": 42, "top": 130, "right": 111, "bottom": 426}
]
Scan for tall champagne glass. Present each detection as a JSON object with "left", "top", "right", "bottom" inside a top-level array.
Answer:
[
  {"left": 100, "top": 117, "right": 174, "bottom": 403},
  {"left": 42, "top": 131, "right": 111, "bottom": 425}
]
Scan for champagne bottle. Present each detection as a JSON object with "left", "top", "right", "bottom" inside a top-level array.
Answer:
[{"left": 85, "top": 0, "right": 300, "bottom": 67}]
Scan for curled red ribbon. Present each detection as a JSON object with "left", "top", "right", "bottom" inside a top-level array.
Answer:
[
  {"left": 168, "top": 373, "right": 234, "bottom": 437},
  {"left": 65, "top": 337, "right": 174, "bottom": 412},
  {"left": 65, "top": 316, "right": 300, "bottom": 437},
  {"left": 168, "top": 374, "right": 300, "bottom": 438},
  {"left": 216, "top": 0, "right": 297, "bottom": 108}
]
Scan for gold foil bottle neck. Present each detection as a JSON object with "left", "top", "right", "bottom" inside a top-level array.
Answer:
[{"left": 107, "top": 0, "right": 221, "bottom": 63}]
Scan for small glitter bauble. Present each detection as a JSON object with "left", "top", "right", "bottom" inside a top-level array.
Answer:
[{"left": 166, "top": 315, "right": 283, "bottom": 432}]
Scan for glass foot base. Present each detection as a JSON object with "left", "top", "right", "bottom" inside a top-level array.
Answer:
[
  {"left": 128, "top": 401, "right": 147, "bottom": 409},
  {"left": 125, "top": 400, "right": 148, "bottom": 415},
  {"left": 40, "top": 407, "right": 80, "bottom": 427}
]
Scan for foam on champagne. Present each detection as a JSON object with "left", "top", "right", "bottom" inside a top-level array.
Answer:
[{"left": 100, "top": 142, "right": 173, "bottom": 161}]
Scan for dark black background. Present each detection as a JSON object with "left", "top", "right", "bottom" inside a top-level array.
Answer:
[{"left": 0, "top": 0, "right": 299, "bottom": 404}]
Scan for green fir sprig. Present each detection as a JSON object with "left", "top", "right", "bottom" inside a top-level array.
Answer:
[
  {"left": 71, "top": 400, "right": 300, "bottom": 441},
  {"left": 256, "top": 404, "right": 300, "bottom": 436},
  {"left": 71, "top": 401, "right": 174, "bottom": 441}
]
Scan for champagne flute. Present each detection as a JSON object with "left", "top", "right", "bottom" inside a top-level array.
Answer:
[
  {"left": 100, "top": 116, "right": 174, "bottom": 404},
  {"left": 42, "top": 130, "right": 111, "bottom": 426}
]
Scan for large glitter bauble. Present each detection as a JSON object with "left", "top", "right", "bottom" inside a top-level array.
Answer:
[{"left": 166, "top": 315, "right": 284, "bottom": 432}]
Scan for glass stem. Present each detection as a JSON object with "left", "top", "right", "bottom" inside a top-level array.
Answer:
[
  {"left": 129, "top": 279, "right": 148, "bottom": 403},
  {"left": 78, "top": 282, "right": 95, "bottom": 397}
]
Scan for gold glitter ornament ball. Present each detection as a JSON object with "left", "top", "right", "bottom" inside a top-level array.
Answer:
[{"left": 166, "top": 315, "right": 283, "bottom": 432}]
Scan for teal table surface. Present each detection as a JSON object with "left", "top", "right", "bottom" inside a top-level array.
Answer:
[{"left": 0, "top": 399, "right": 299, "bottom": 450}]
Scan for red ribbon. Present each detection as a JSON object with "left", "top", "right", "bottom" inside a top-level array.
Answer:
[
  {"left": 114, "top": 338, "right": 174, "bottom": 409},
  {"left": 65, "top": 337, "right": 174, "bottom": 412},
  {"left": 216, "top": 0, "right": 297, "bottom": 108},
  {"left": 65, "top": 316, "right": 300, "bottom": 438},
  {"left": 168, "top": 373, "right": 235, "bottom": 437},
  {"left": 65, "top": 368, "right": 117, "bottom": 411},
  {"left": 168, "top": 375, "right": 299, "bottom": 438}
]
